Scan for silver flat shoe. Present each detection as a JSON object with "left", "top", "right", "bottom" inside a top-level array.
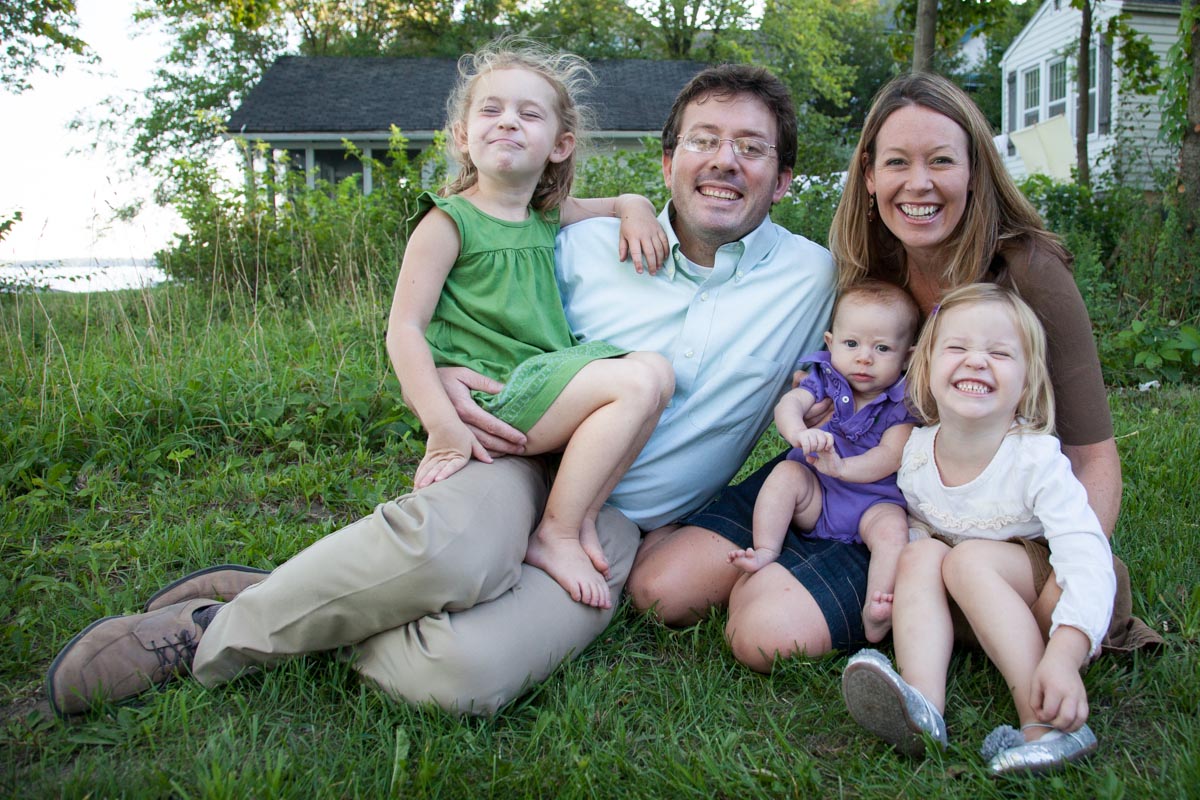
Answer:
[
  {"left": 987, "top": 724, "right": 1098, "bottom": 776},
  {"left": 842, "top": 648, "right": 948, "bottom": 757}
]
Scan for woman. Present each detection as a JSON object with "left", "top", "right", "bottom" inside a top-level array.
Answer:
[{"left": 627, "top": 72, "right": 1158, "bottom": 668}]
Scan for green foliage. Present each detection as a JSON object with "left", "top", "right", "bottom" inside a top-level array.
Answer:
[
  {"left": 515, "top": 0, "right": 657, "bottom": 58},
  {"left": 160, "top": 129, "right": 432, "bottom": 303},
  {"left": 0, "top": 284, "right": 417, "bottom": 507},
  {"left": 1103, "top": 12, "right": 1161, "bottom": 97},
  {"left": 1019, "top": 173, "right": 1200, "bottom": 386},
  {"left": 769, "top": 174, "right": 845, "bottom": 248},
  {"left": 891, "top": 0, "right": 1013, "bottom": 71},
  {"left": 632, "top": 0, "right": 749, "bottom": 59},
  {"left": 945, "top": 0, "right": 1037, "bottom": 131},
  {"left": 0, "top": 0, "right": 92, "bottom": 93},
  {"left": 0, "top": 209, "right": 21, "bottom": 242},
  {"left": 575, "top": 139, "right": 671, "bottom": 210},
  {"left": 126, "top": 3, "right": 285, "bottom": 177},
  {"left": 1114, "top": 317, "right": 1200, "bottom": 384},
  {"left": 1, "top": 289, "right": 1196, "bottom": 797},
  {"left": 1159, "top": 0, "right": 1199, "bottom": 147},
  {"left": 757, "top": 0, "right": 891, "bottom": 173}
]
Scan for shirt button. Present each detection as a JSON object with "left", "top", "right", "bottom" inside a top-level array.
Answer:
[
  {"left": 841, "top": 395, "right": 850, "bottom": 403},
  {"left": 700, "top": 292, "right": 709, "bottom": 301},
  {"left": 685, "top": 350, "right": 695, "bottom": 358}
]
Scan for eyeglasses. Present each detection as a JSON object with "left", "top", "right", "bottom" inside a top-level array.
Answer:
[{"left": 676, "top": 133, "right": 777, "bottom": 160}]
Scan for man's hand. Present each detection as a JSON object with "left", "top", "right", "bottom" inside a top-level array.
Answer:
[{"left": 433, "top": 367, "right": 527, "bottom": 456}]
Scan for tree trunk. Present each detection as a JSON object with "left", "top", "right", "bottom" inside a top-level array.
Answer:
[
  {"left": 1076, "top": 0, "right": 1093, "bottom": 189},
  {"left": 1181, "top": 0, "right": 1200, "bottom": 231},
  {"left": 913, "top": 0, "right": 938, "bottom": 73}
]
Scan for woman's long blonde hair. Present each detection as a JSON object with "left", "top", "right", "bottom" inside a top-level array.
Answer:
[
  {"left": 906, "top": 283, "right": 1055, "bottom": 434},
  {"left": 441, "top": 37, "right": 595, "bottom": 212},
  {"left": 829, "top": 72, "right": 1068, "bottom": 292}
]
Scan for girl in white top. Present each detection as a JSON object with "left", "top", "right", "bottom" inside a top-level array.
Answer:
[{"left": 842, "top": 283, "right": 1116, "bottom": 776}]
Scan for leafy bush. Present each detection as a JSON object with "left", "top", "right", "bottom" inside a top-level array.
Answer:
[
  {"left": 771, "top": 173, "right": 845, "bottom": 247},
  {"left": 1112, "top": 314, "right": 1200, "bottom": 385},
  {"left": 574, "top": 138, "right": 670, "bottom": 210},
  {"left": 1019, "top": 175, "right": 1200, "bottom": 386},
  {"left": 159, "top": 130, "right": 437, "bottom": 305}
]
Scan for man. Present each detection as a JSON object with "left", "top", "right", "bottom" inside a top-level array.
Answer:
[{"left": 47, "top": 64, "right": 835, "bottom": 716}]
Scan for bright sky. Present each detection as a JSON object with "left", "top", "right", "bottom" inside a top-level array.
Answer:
[{"left": 0, "top": 0, "right": 182, "bottom": 262}]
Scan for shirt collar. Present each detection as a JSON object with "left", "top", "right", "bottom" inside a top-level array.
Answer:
[
  {"left": 802, "top": 350, "right": 909, "bottom": 406},
  {"left": 659, "top": 201, "right": 781, "bottom": 283}
]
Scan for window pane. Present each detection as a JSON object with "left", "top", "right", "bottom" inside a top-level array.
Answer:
[
  {"left": 1088, "top": 46, "right": 1097, "bottom": 134},
  {"left": 1049, "top": 60, "right": 1067, "bottom": 102},
  {"left": 1023, "top": 66, "right": 1040, "bottom": 127}
]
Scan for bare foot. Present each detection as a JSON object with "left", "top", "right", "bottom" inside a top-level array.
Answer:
[
  {"left": 580, "top": 517, "right": 611, "bottom": 579},
  {"left": 862, "top": 590, "right": 894, "bottom": 642},
  {"left": 525, "top": 529, "right": 611, "bottom": 609},
  {"left": 727, "top": 547, "right": 778, "bottom": 575}
]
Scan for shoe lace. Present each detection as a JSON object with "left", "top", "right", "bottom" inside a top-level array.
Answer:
[{"left": 151, "top": 629, "right": 199, "bottom": 676}]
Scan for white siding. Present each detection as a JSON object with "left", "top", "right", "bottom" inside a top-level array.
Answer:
[
  {"left": 1112, "top": 6, "right": 1184, "bottom": 186},
  {"left": 998, "top": 0, "right": 1180, "bottom": 188}
]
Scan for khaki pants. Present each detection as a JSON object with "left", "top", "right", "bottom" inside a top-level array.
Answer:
[{"left": 191, "top": 456, "right": 640, "bottom": 714}]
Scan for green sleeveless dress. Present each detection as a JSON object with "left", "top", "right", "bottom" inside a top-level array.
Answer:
[{"left": 416, "top": 192, "right": 627, "bottom": 432}]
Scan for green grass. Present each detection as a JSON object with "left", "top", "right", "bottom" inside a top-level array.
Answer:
[{"left": 1, "top": 284, "right": 1197, "bottom": 798}]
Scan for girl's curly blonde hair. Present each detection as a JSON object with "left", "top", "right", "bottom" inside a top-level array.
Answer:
[
  {"left": 906, "top": 283, "right": 1055, "bottom": 435},
  {"left": 441, "top": 37, "right": 595, "bottom": 213}
]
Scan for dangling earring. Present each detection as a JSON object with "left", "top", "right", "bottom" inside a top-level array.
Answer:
[{"left": 867, "top": 194, "right": 876, "bottom": 222}]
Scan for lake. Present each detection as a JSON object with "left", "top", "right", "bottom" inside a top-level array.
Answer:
[{"left": 0, "top": 259, "right": 168, "bottom": 293}]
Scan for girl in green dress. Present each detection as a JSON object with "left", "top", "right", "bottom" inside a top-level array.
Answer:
[{"left": 386, "top": 41, "right": 673, "bottom": 610}]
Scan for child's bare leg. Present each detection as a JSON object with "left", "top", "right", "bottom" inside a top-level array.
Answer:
[
  {"left": 891, "top": 538, "right": 954, "bottom": 712},
  {"left": 942, "top": 540, "right": 1050, "bottom": 739},
  {"left": 730, "top": 460, "right": 821, "bottom": 574},
  {"left": 523, "top": 353, "right": 672, "bottom": 608},
  {"left": 857, "top": 504, "right": 909, "bottom": 643}
]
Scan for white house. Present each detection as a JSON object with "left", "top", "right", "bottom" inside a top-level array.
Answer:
[{"left": 998, "top": 0, "right": 1181, "bottom": 187}]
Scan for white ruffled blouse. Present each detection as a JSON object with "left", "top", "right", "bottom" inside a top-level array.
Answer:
[{"left": 898, "top": 424, "right": 1116, "bottom": 653}]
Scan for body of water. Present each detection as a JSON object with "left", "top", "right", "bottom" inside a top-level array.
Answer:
[{"left": 0, "top": 259, "right": 169, "bottom": 293}]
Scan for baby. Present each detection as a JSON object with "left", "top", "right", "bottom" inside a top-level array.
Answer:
[{"left": 729, "top": 280, "right": 919, "bottom": 642}]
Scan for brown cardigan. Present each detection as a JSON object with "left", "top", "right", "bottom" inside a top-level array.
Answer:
[{"left": 988, "top": 239, "right": 1113, "bottom": 447}]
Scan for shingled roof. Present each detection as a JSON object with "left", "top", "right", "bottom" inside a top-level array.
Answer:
[{"left": 227, "top": 56, "right": 711, "bottom": 138}]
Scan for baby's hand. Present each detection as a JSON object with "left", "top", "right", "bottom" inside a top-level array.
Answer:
[
  {"left": 618, "top": 213, "right": 669, "bottom": 275},
  {"left": 792, "top": 428, "right": 834, "bottom": 456}
]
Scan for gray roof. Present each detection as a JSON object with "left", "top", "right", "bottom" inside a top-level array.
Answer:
[{"left": 228, "top": 56, "right": 711, "bottom": 137}]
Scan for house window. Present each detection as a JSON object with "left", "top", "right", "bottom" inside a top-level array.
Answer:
[
  {"left": 1006, "top": 71, "right": 1018, "bottom": 155},
  {"left": 1023, "top": 66, "right": 1040, "bottom": 128},
  {"left": 314, "top": 149, "right": 363, "bottom": 188},
  {"left": 1087, "top": 46, "right": 1097, "bottom": 134},
  {"left": 1048, "top": 59, "right": 1068, "bottom": 119}
]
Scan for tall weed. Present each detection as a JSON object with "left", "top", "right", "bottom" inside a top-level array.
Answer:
[{"left": 0, "top": 284, "right": 419, "bottom": 509}]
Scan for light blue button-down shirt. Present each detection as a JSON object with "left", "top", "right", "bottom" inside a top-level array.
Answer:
[{"left": 556, "top": 203, "right": 836, "bottom": 529}]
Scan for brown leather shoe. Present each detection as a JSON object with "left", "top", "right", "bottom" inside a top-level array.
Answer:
[
  {"left": 144, "top": 564, "right": 270, "bottom": 612},
  {"left": 46, "top": 598, "right": 214, "bottom": 716}
]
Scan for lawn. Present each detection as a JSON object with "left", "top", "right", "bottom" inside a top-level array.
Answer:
[{"left": 1, "top": 285, "right": 1196, "bottom": 798}]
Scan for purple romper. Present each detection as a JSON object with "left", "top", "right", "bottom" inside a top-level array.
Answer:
[{"left": 788, "top": 351, "right": 917, "bottom": 544}]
